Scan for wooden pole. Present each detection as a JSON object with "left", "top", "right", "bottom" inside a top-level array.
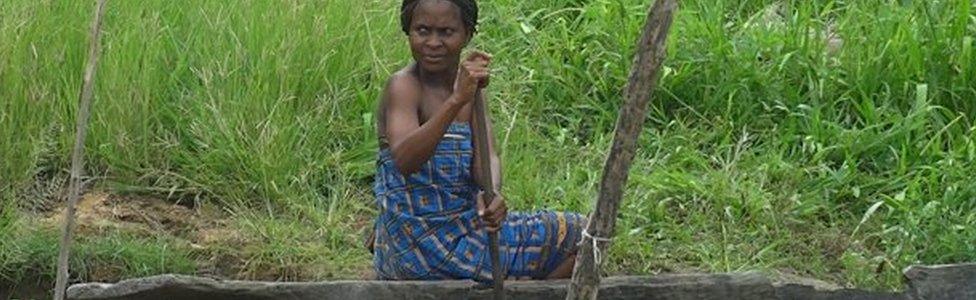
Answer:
[
  {"left": 565, "top": 0, "right": 677, "bottom": 299},
  {"left": 472, "top": 92, "right": 504, "bottom": 299},
  {"left": 54, "top": 0, "right": 109, "bottom": 299}
]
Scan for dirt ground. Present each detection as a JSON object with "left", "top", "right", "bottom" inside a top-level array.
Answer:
[
  {"left": 40, "top": 192, "right": 243, "bottom": 246},
  {"left": 33, "top": 191, "right": 375, "bottom": 280},
  {"left": 36, "top": 192, "right": 253, "bottom": 280}
]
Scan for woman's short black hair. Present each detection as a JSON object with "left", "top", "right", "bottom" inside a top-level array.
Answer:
[{"left": 401, "top": 0, "right": 478, "bottom": 35}]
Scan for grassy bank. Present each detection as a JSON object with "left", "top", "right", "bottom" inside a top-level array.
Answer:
[{"left": 2, "top": 0, "right": 974, "bottom": 295}]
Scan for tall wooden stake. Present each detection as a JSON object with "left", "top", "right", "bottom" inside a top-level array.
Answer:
[
  {"left": 54, "top": 0, "right": 109, "bottom": 299},
  {"left": 565, "top": 0, "right": 677, "bottom": 299}
]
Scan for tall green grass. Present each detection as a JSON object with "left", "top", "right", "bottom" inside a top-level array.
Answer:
[{"left": 1, "top": 0, "right": 974, "bottom": 292}]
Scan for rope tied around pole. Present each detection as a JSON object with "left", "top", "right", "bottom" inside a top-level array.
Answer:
[{"left": 581, "top": 229, "right": 613, "bottom": 266}]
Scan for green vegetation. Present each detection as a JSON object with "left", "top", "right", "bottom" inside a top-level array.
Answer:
[{"left": 2, "top": 0, "right": 974, "bottom": 295}]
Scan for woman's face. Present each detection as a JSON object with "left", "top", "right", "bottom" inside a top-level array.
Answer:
[{"left": 407, "top": 0, "right": 470, "bottom": 74}]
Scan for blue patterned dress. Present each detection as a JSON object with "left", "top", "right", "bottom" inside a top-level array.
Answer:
[{"left": 372, "top": 123, "right": 585, "bottom": 282}]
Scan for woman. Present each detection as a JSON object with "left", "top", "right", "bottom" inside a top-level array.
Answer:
[{"left": 371, "top": 0, "right": 585, "bottom": 282}]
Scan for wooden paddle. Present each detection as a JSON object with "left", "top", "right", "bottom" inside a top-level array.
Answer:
[{"left": 472, "top": 89, "right": 504, "bottom": 300}]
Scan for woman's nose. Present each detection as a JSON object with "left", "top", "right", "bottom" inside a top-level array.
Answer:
[{"left": 425, "top": 37, "right": 444, "bottom": 49}]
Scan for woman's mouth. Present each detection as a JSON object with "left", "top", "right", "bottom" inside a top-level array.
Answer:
[{"left": 423, "top": 55, "right": 444, "bottom": 64}]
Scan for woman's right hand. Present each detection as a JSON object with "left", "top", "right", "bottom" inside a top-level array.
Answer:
[{"left": 453, "top": 51, "right": 492, "bottom": 105}]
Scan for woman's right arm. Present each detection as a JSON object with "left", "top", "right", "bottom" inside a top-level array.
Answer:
[
  {"left": 384, "top": 73, "right": 467, "bottom": 175},
  {"left": 386, "top": 53, "right": 489, "bottom": 175}
]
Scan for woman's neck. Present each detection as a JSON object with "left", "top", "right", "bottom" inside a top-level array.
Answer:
[{"left": 415, "top": 63, "right": 458, "bottom": 88}]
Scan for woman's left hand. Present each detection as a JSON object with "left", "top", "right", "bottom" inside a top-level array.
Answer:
[{"left": 476, "top": 190, "right": 507, "bottom": 233}]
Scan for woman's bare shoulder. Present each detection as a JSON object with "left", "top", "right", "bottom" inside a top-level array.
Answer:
[{"left": 384, "top": 65, "right": 422, "bottom": 99}]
